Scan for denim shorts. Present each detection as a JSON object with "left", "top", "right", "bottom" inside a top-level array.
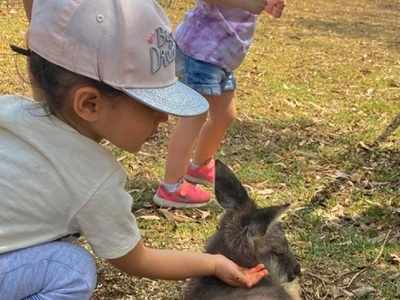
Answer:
[{"left": 176, "top": 48, "right": 236, "bottom": 96}]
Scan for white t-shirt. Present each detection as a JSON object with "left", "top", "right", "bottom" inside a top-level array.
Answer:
[{"left": 0, "top": 95, "right": 141, "bottom": 259}]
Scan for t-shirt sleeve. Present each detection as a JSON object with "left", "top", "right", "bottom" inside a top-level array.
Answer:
[{"left": 75, "top": 168, "right": 141, "bottom": 259}]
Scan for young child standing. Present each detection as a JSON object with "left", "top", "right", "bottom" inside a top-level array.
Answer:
[
  {"left": 0, "top": 1, "right": 267, "bottom": 299},
  {"left": 153, "top": 0, "right": 285, "bottom": 208}
]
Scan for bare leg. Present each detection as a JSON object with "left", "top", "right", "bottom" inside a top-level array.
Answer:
[
  {"left": 193, "top": 91, "right": 235, "bottom": 166},
  {"left": 23, "top": 0, "right": 33, "bottom": 21},
  {"left": 164, "top": 113, "right": 208, "bottom": 183}
]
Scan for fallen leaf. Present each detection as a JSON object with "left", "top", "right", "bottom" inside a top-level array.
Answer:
[
  {"left": 351, "top": 286, "right": 376, "bottom": 297},
  {"left": 137, "top": 215, "right": 160, "bottom": 221},
  {"left": 194, "top": 208, "right": 211, "bottom": 220},
  {"left": 389, "top": 253, "right": 400, "bottom": 265},
  {"left": 159, "top": 209, "right": 194, "bottom": 222},
  {"left": 366, "top": 88, "right": 375, "bottom": 97},
  {"left": 257, "top": 188, "right": 275, "bottom": 196},
  {"left": 335, "top": 171, "right": 350, "bottom": 179},
  {"left": 388, "top": 79, "right": 400, "bottom": 88},
  {"left": 358, "top": 141, "right": 373, "bottom": 151}
]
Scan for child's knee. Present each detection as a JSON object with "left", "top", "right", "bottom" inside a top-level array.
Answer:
[
  {"left": 0, "top": 242, "right": 97, "bottom": 300},
  {"left": 50, "top": 242, "right": 97, "bottom": 293},
  {"left": 226, "top": 108, "right": 237, "bottom": 123},
  {"left": 217, "top": 108, "right": 236, "bottom": 126}
]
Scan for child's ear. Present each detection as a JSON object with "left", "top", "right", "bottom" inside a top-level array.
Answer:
[
  {"left": 71, "top": 86, "right": 103, "bottom": 122},
  {"left": 215, "top": 160, "right": 250, "bottom": 209}
]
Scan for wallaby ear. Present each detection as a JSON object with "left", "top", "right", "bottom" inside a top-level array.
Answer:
[
  {"left": 215, "top": 160, "right": 249, "bottom": 209},
  {"left": 248, "top": 204, "right": 290, "bottom": 237},
  {"left": 264, "top": 203, "right": 290, "bottom": 236},
  {"left": 268, "top": 203, "right": 290, "bottom": 222}
]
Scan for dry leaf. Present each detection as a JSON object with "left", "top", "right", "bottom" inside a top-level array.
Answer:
[
  {"left": 358, "top": 141, "right": 373, "bottom": 151},
  {"left": 335, "top": 171, "right": 350, "bottom": 179},
  {"left": 351, "top": 286, "right": 376, "bottom": 297},
  {"left": 389, "top": 253, "right": 400, "bottom": 265},
  {"left": 257, "top": 188, "right": 274, "bottom": 196},
  {"left": 137, "top": 215, "right": 160, "bottom": 221},
  {"left": 159, "top": 209, "right": 194, "bottom": 222},
  {"left": 366, "top": 88, "right": 375, "bottom": 97},
  {"left": 194, "top": 208, "right": 211, "bottom": 220}
]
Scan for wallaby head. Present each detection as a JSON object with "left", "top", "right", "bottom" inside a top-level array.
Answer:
[{"left": 208, "top": 160, "right": 301, "bottom": 285}]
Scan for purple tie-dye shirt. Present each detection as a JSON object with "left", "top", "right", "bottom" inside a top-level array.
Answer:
[{"left": 175, "top": 1, "right": 257, "bottom": 72}]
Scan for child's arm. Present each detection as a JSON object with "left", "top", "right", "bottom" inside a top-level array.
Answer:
[
  {"left": 109, "top": 240, "right": 267, "bottom": 287},
  {"left": 23, "top": 0, "right": 33, "bottom": 21},
  {"left": 204, "top": 0, "right": 267, "bottom": 15}
]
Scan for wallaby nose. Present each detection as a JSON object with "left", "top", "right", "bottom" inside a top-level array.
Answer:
[{"left": 294, "top": 263, "right": 301, "bottom": 276}]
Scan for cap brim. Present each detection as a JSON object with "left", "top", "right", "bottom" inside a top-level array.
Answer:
[{"left": 121, "top": 81, "right": 209, "bottom": 117}]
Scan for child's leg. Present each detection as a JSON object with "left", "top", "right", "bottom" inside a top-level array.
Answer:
[
  {"left": 164, "top": 114, "right": 207, "bottom": 184},
  {"left": 0, "top": 241, "right": 97, "bottom": 300},
  {"left": 153, "top": 113, "right": 210, "bottom": 208},
  {"left": 153, "top": 49, "right": 234, "bottom": 208},
  {"left": 192, "top": 91, "right": 235, "bottom": 166}
]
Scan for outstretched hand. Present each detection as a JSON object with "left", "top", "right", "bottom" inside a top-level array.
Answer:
[
  {"left": 265, "top": 0, "right": 285, "bottom": 18},
  {"left": 214, "top": 255, "right": 268, "bottom": 288}
]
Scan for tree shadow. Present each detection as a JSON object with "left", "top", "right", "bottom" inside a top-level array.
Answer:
[
  {"left": 220, "top": 112, "right": 400, "bottom": 209},
  {"left": 307, "top": 113, "right": 400, "bottom": 210},
  {"left": 293, "top": 3, "right": 400, "bottom": 50},
  {"left": 124, "top": 109, "right": 400, "bottom": 220}
]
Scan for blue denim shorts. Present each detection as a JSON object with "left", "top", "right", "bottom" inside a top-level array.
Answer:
[{"left": 176, "top": 48, "right": 236, "bottom": 96}]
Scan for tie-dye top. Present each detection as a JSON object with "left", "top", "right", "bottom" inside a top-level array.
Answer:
[{"left": 175, "top": 1, "right": 257, "bottom": 72}]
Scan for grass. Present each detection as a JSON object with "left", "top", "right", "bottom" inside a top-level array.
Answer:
[{"left": 1, "top": 0, "right": 399, "bottom": 299}]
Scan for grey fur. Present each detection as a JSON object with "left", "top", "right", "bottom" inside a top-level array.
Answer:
[{"left": 184, "top": 160, "right": 301, "bottom": 300}]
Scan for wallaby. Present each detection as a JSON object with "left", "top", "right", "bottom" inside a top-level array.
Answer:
[{"left": 184, "top": 160, "right": 301, "bottom": 300}]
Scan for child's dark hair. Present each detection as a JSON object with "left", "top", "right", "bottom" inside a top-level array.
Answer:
[{"left": 28, "top": 51, "right": 123, "bottom": 115}]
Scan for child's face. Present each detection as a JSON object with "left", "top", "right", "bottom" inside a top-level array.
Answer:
[{"left": 96, "top": 94, "right": 168, "bottom": 153}]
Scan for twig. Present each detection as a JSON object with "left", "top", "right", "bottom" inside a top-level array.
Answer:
[
  {"left": 304, "top": 271, "right": 332, "bottom": 284},
  {"left": 336, "top": 269, "right": 360, "bottom": 281},
  {"left": 345, "top": 268, "right": 367, "bottom": 288},
  {"left": 372, "top": 229, "right": 392, "bottom": 265},
  {"left": 117, "top": 155, "right": 128, "bottom": 162}
]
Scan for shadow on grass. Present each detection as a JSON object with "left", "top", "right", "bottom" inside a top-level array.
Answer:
[
  {"left": 294, "top": 8, "right": 400, "bottom": 50},
  {"left": 127, "top": 110, "right": 399, "bottom": 217},
  {"left": 308, "top": 112, "right": 400, "bottom": 209},
  {"left": 221, "top": 112, "right": 400, "bottom": 207}
]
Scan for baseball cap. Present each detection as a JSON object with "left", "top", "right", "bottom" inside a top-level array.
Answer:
[{"left": 27, "top": 0, "right": 209, "bottom": 117}]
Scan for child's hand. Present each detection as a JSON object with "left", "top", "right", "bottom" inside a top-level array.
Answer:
[
  {"left": 214, "top": 255, "right": 268, "bottom": 288},
  {"left": 265, "top": 0, "right": 285, "bottom": 18},
  {"left": 241, "top": 0, "right": 269, "bottom": 15}
]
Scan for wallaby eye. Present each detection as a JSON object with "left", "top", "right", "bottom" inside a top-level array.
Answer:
[
  {"left": 272, "top": 250, "right": 284, "bottom": 256},
  {"left": 272, "top": 244, "right": 289, "bottom": 256}
]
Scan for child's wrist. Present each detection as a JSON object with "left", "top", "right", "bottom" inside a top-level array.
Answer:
[{"left": 210, "top": 254, "right": 222, "bottom": 276}]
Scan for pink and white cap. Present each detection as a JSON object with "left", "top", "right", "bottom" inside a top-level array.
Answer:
[{"left": 28, "top": 0, "right": 209, "bottom": 117}]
